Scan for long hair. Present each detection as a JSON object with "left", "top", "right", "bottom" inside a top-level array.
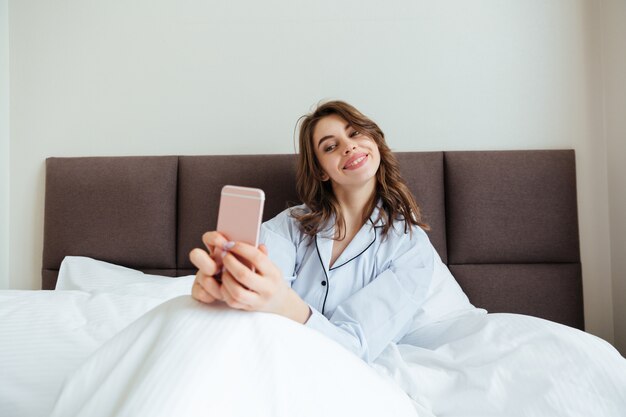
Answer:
[{"left": 292, "top": 100, "right": 429, "bottom": 240}]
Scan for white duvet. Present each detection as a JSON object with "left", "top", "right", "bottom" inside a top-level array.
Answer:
[
  {"left": 377, "top": 312, "right": 626, "bottom": 416},
  {"left": 1, "top": 257, "right": 625, "bottom": 417}
]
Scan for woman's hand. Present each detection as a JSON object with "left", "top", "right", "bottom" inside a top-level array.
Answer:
[
  {"left": 220, "top": 242, "right": 311, "bottom": 324},
  {"left": 189, "top": 231, "right": 229, "bottom": 304},
  {"left": 189, "top": 231, "right": 311, "bottom": 324}
]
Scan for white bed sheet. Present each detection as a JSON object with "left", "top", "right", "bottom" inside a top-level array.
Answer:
[
  {"left": 0, "top": 289, "right": 170, "bottom": 417},
  {"left": 0, "top": 258, "right": 196, "bottom": 417},
  {"left": 374, "top": 311, "right": 626, "bottom": 416},
  {"left": 2, "top": 256, "right": 625, "bottom": 417},
  {"left": 49, "top": 295, "right": 422, "bottom": 417},
  {"left": 46, "top": 296, "right": 626, "bottom": 417}
]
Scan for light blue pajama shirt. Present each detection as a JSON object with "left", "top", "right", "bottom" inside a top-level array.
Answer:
[{"left": 259, "top": 204, "right": 435, "bottom": 363}]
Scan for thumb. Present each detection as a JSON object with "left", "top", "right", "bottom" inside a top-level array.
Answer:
[{"left": 258, "top": 244, "right": 268, "bottom": 255}]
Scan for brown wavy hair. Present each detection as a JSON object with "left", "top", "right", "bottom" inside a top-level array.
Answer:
[{"left": 292, "top": 100, "right": 429, "bottom": 240}]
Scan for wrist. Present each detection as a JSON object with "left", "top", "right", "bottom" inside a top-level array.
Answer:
[{"left": 281, "top": 288, "right": 311, "bottom": 324}]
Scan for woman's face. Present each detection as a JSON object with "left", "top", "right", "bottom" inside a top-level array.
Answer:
[{"left": 312, "top": 114, "right": 381, "bottom": 192}]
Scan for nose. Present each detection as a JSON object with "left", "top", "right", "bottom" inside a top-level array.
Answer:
[{"left": 343, "top": 140, "right": 357, "bottom": 155}]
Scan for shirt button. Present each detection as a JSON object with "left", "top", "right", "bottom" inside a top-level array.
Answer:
[{"left": 321, "top": 281, "right": 327, "bottom": 286}]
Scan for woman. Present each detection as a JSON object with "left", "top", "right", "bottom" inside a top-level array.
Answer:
[
  {"left": 184, "top": 101, "right": 626, "bottom": 417},
  {"left": 49, "top": 101, "right": 431, "bottom": 417},
  {"left": 190, "top": 100, "right": 435, "bottom": 363}
]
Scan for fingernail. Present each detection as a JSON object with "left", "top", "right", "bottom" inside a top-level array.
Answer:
[
  {"left": 223, "top": 241, "right": 235, "bottom": 250},
  {"left": 221, "top": 250, "right": 228, "bottom": 258}
]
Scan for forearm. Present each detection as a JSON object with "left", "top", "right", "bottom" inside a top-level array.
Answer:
[{"left": 279, "top": 288, "right": 312, "bottom": 324}]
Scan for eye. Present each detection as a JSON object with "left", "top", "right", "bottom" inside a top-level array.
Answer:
[
  {"left": 349, "top": 130, "right": 361, "bottom": 138},
  {"left": 324, "top": 144, "right": 337, "bottom": 152}
]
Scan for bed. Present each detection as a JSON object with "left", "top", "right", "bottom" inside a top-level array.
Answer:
[{"left": 1, "top": 150, "right": 624, "bottom": 417}]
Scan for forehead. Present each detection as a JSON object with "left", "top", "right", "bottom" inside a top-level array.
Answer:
[{"left": 312, "top": 114, "right": 349, "bottom": 143}]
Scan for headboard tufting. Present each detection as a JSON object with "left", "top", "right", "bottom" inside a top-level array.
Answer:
[{"left": 43, "top": 150, "right": 583, "bottom": 329}]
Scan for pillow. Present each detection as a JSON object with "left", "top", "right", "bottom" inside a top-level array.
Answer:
[
  {"left": 56, "top": 256, "right": 195, "bottom": 297},
  {"left": 0, "top": 257, "right": 195, "bottom": 417},
  {"left": 404, "top": 246, "right": 482, "bottom": 334}
]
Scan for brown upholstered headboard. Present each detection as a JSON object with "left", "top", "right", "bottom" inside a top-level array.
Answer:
[{"left": 42, "top": 151, "right": 584, "bottom": 329}]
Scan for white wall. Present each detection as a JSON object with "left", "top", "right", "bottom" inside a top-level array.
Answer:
[
  {"left": 0, "top": 0, "right": 9, "bottom": 290},
  {"left": 603, "top": 0, "right": 626, "bottom": 355},
  {"left": 576, "top": 0, "right": 615, "bottom": 349},
  {"left": 7, "top": 1, "right": 618, "bottom": 350}
]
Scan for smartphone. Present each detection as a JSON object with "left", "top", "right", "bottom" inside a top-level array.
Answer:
[{"left": 216, "top": 185, "right": 265, "bottom": 248}]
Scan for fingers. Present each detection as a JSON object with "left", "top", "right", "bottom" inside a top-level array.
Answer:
[
  {"left": 225, "top": 242, "right": 276, "bottom": 277},
  {"left": 189, "top": 248, "right": 219, "bottom": 276},
  {"left": 192, "top": 278, "right": 216, "bottom": 304},
  {"left": 189, "top": 232, "right": 245, "bottom": 307},
  {"left": 202, "top": 231, "right": 228, "bottom": 255},
  {"left": 189, "top": 247, "right": 224, "bottom": 303},
  {"left": 190, "top": 234, "right": 281, "bottom": 312},
  {"left": 221, "top": 247, "right": 292, "bottom": 317},
  {"left": 221, "top": 252, "right": 272, "bottom": 295},
  {"left": 191, "top": 269, "right": 224, "bottom": 303},
  {"left": 220, "top": 271, "right": 258, "bottom": 310}
]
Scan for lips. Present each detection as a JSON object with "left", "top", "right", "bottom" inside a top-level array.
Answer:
[{"left": 343, "top": 153, "right": 368, "bottom": 170}]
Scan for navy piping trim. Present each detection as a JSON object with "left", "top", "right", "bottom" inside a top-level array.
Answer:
[
  {"left": 329, "top": 219, "right": 377, "bottom": 271},
  {"left": 315, "top": 238, "right": 331, "bottom": 315},
  {"left": 315, "top": 219, "right": 379, "bottom": 314}
]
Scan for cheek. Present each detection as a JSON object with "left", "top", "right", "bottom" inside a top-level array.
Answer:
[
  {"left": 372, "top": 154, "right": 382, "bottom": 171},
  {"left": 368, "top": 143, "right": 381, "bottom": 162},
  {"left": 363, "top": 137, "right": 379, "bottom": 152},
  {"left": 313, "top": 153, "right": 333, "bottom": 177},
  {"left": 314, "top": 152, "right": 329, "bottom": 169},
  {"left": 312, "top": 148, "right": 326, "bottom": 165},
  {"left": 370, "top": 148, "right": 382, "bottom": 172}
]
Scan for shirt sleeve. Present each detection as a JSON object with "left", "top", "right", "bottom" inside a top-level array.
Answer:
[
  {"left": 304, "top": 227, "right": 435, "bottom": 363},
  {"left": 259, "top": 211, "right": 298, "bottom": 285}
]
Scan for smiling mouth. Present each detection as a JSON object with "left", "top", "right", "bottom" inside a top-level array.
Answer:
[{"left": 343, "top": 154, "right": 368, "bottom": 169}]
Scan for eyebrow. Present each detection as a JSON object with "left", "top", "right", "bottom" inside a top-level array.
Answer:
[{"left": 317, "top": 123, "right": 351, "bottom": 149}]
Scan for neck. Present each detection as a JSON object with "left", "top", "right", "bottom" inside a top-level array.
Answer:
[{"left": 331, "top": 179, "right": 376, "bottom": 226}]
